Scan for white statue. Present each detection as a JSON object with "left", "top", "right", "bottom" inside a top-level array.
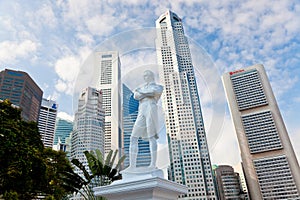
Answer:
[{"left": 127, "top": 70, "right": 163, "bottom": 170}]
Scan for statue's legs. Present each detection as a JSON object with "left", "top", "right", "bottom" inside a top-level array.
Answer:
[
  {"left": 129, "top": 136, "right": 139, "bottom": 168},
  {"left": 149, "top": 136, "right": 157, "bottom": 168}
]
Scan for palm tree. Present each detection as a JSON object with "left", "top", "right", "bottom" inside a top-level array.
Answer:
[{"left": 66, "top": 149, "right": 125, "bottom": 200}]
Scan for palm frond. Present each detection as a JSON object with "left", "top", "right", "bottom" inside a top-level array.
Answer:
[
  {"left": 95, "top": 149, "right": 103, "bottom": 163},
  {"left": 109, "top": 150, "right": 118, "bottom": 168},
  {"left": 71, "top": 158, "right": 91, "bottom": 182},
  {"left": 84, "top": 151, "right": 98, "bottom": 176},
  {"left": 104, "top": 150, "right": 113, "bottom": 167},
  {"left": 115, "top": 155, "right": 126, "bottom": 170}
]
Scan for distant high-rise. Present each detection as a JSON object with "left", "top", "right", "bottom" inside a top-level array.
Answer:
[
  {"left": 122, "top": 84, "right": 151, "bottom": 168},
  {"left": 214, "top": 165, "right": 244, "bottom": 200},
  {"left": 156, "top": 10, "right": 217, "bottom": 199},
  {"left": 70, "top": 87, "right": 105, "bottom": 166},
  {"left": 0, "top": 69, "right": 43, "bottom": 122},
  {"left": 238, "top": 169, "right": 249, "bottom": 199},
  {"left": 38, "top": 98, "right": 58, "bottom": 148},
  {"left": 53, "top": 117, "right": 73, "bottom": 151},
  {"left": 92, "top": 51, "right": 121, "bottom": 156},
  {"left": 222, "top": 64, "right": 300, "bottom": 199}
]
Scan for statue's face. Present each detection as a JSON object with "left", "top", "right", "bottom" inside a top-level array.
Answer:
[{"left": 144, "top": 71, "right": 154, "bottom": 83}]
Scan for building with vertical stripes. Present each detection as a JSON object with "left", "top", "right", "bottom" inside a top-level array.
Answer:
[
  {"left": 155, "top": 10, "right": 217, "bottom": 199},
  {"left": 92, "top": 51, "right": 121, "bottom": 157}
]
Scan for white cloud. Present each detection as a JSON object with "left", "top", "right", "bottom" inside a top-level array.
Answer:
[
  {"left": 76, "top": 33, "right": 94, "bottom": 46},
  {"left": 266, "top": 64, "right": 298, "bottom": 98},
  {"left": 52, "top": 45, "right": 93, "bottom": 99},
  {"left": 57, "top": 111, "right": 74, "bottom": 122},
  {"left": 209, "top": 114, "right": 241, "bottom": 166},
  {"left": 59, "top": 0, "right": 127, "bottom": 37},
  {"left": 54, "top": 55, "right": 82, "bottom": 95},
  {"left": 0, "top": 40, "right": 38, "bottom": 63},
  {"left": 59, "top": 0, "right": 92, "bottom": 23},
  {"left": 55, "top": 79, "right": 68, "bottom": 93},
  {"left": 33, "top": 3, "right": 57, "bottom": 29},
  {"left": 0, "top": 16, "right": 14, "bottom": 32},
  {"left": 54, "top": 56, "right": 80, "bottom": 82},
  {"left": 85, "top": 14, "right": 117, "bottom": 37}
]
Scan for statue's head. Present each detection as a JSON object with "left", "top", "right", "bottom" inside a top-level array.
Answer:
[{"left": 143, "top": 70, "right": 155, "bottom": 83}]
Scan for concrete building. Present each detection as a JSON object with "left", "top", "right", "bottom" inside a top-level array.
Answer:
[
  {"left": 70, "top": 87, "right": 105, "bottom": 168},
  {"left": 92, "top": 51, "right": 121, "bottom": 157},
  {"left": 238, "top": 167, "right": 249, "bottom": 199},
  {"left": 122, "top": 84, "right": 151, "bottom": 168},
  {"left": 214, "top": 165, "right": 244, "bottom": 200},
  {"left": 155, "top": 10, "right": 217, "bottom": 199},
  {"left": 38, "top": 98, "right": 58, "bottom": 148},
  {"left": 0, "top": 69, "right": 43, "bottom": 122},
  {"left": 222, "top": 64, "right": 300, "bottom": 199}
]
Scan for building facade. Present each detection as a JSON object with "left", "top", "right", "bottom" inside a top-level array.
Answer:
[
  {"left": 38, "top": 98, "right": 58, "bottom": 148},
  {"left": 155, "top": 10, "right": 217, "bottom": 199},
  {"left": 214, "top": 165, "right": 244, "bottom": 200},
  {"left": 53, "top": 117, "right": 73, "bottom": 152},
  {"left": 122, "top": 84, "right": 151, "bottom": 168},
  {"left": 222, "top": 64, "right": 300, "bottom": 199},
  {"left": 0, "top": 69, "right": 43, "bottom": 122},
  {"left": 70, "top": 87, "right": 105, "bottom": 168},
  {"left": 92, "top": 51, "right": 121, "bottom": 157},
  {"left": 238, "top": 167, "right": 249, "bottom": 199}
]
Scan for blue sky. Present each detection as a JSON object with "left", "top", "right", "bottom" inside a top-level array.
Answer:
[{"left": 1, "top": 0, "right": 300, "bottom": 170}]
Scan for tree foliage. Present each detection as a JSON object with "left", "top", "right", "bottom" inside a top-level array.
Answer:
[
  {"left": 0, "top": 100, "right": 46, "bottom": 199},
  {"left": 42, "top": 148, "right": 76, "bottom": 199},
  {"left": 0, "top": 100, "right": 74, "bottom": 199}
]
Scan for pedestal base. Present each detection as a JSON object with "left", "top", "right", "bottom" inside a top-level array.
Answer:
[
  {"left": 93, "top": 168, "right": 188, "bottom": 200},
  {"left": 120, "top": 167, "right": 164, "bottom": 182}
]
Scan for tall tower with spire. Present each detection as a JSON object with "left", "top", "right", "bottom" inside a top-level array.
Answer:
[{"left": 155, "top": 10, "right": 217, "bottom": 199}]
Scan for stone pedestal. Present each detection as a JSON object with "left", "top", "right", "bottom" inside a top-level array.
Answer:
[{"left": 93, "top": 168, "right": 188, "bottom": 200}]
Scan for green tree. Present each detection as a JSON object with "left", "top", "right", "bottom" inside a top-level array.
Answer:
[
  {"left": 0, "top": 99, "right": 46, "bottom": 199},
  {"left": 0, "top": 100, "right": 75, "bottom": 199},
  {"left": 69, "top": 149, "right": 125, "bottom": 200},
  {"left": 42, "top": 148, "right": 75, "bottom": 199}
]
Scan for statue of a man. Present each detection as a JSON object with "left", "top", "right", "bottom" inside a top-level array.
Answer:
[{"left": 128, "top": 70, "right": 163, "bottom": 170}]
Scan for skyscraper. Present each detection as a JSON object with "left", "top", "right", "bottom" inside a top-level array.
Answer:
[
  {"left": 122, "top": 84, "right": 151, "bottom": 168},
  {"left": 222, "top": 64, "right": 300, "bottom": 199},
  {"left": 155, "top": 10, "right": 217, "bottom": 199},
  {"left": 70, "top": 87, "right": 105, "bottom": 167},
  {"left": 0, "top": 69, "right": 43, "bottom": 122},
  {"left": 92, "top": 51, "right": 121, "bottom": 156},
  {"left": 38, "top": 98, "right": 58, "bottom": 148},
  {"left": 214, "top": 165, "right": 244, "bottom": 200},
  {"left": 53, "top": 117, "right": 73, "bottom": 152}
]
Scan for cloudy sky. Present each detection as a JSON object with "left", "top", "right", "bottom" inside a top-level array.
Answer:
[{"left": 1, "top": 0, "right": 300, "bottom": 171}]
